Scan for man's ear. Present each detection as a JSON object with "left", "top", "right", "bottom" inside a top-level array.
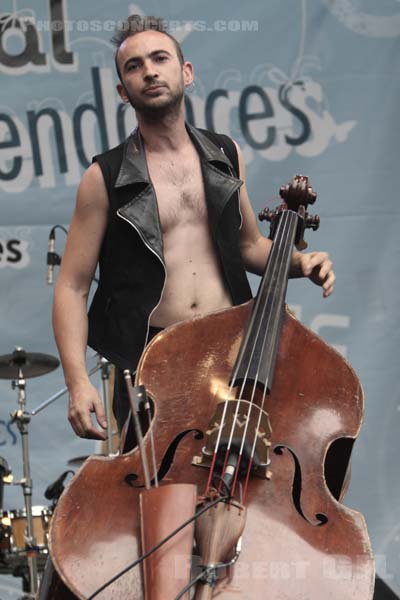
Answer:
[
  {"left": 117, "top": 83, "right": 129, "bottom": 103},
  {"left": 182, "top": 61, "right": 194, "bottom": 87}
]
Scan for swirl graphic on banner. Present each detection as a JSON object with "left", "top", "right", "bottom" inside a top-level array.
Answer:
[{"left": 323, "top": 0, "right": 400, "bottom": 37}]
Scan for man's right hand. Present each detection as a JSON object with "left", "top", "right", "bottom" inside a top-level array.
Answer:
[{"left": 68, "top": 381, "right": 108, "bottom": 440}]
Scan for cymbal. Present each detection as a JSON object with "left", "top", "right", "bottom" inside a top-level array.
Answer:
[
  {"left": 0, "top": 348, "right": 60, "bottom": 379},
  {"left": 67, "top": 455, "right": 89, "bottom": 467},
  {"left": 67, "top": 455, "right": 104, "bottom": 467}
]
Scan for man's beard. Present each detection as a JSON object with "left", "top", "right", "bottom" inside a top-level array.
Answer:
[{"left": 124, "top": 81, "right": 184, "bottom": 121}]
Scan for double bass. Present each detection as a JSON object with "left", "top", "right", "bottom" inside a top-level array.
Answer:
[{"left": 40, "top": 176, "right": 374, "bottom": 599}]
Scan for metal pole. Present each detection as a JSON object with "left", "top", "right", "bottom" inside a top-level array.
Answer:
[
  {"left": 10, "top": 371, "right": 38, "bottom": 598},
  {"left": 100, "top": 358, "right": 113, "bottom": 456}
]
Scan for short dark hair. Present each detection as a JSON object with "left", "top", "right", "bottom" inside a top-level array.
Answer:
[{"left": 111, "top": 15, "right": 185, "bottom": 81}]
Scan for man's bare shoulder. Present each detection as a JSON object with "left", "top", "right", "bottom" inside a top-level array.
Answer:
[
  {"left": 76, "top": 162, "right": 108, "bottom": 213},
  {"left": 79, "top": 161, "right": 106, "bottom": 192}
]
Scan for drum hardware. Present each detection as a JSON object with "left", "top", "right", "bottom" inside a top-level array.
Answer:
[
  {"left": 0, "top": 349, "right": 117, "bottom": 596},
  {"left": 0, "top": 347, "right": 60, "bottom": 598},
  {"left": 0, "top": 506, "right": 53, "bottom": 569},
  {"left": 0, "top": 456, "right": 12, "bottom": 510},
  {"left": 0, "top": 348, "right": 60, "bottom": 380},
  {"left": 2, "top": 472, "right": 13, "bottom": 484}
]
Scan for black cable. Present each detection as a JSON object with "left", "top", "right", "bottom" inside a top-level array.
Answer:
[
  {"left": 87, "top": 493, "right": 231, "bottom": 599},
  {"left": 175, "top": 539, "right": 243, "bottom": 600},
  {"left": 211, "top": 473, "right": 232, "bottom": 498},
  {"left": 51, "top": 224, "right": 68, "bottom": 236},
  {"left": 174, "top": 566, "right": 215, "bottom": 600}
]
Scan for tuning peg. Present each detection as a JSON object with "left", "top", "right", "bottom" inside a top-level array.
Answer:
[
  {"left": 279, "top": 184, "right": 290, "bottom": 199},
  {"left": 306, "top": 187, "right": 317, "bottom": 205},
  {"left": 258, "top": 208, "right": 275, "bottom": 222},
  {"left": 305, "top": 215, "right": 320, "bottom": 230}
]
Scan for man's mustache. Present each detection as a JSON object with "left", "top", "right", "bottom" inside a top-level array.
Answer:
[{"left": 143, "top": 81, "right": 168, "bottom": 92}]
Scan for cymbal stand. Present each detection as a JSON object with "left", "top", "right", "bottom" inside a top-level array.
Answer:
[{"left": 10, "top": 368, "right": 38, "bottom": 598}]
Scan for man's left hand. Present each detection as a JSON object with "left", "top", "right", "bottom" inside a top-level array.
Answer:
[{"left": 292, "top": 251, "right": 335, "bottom": 298}]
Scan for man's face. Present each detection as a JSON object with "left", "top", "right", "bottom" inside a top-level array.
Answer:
[{"left": 116, "top": 30, "right": 193, "bottom": 118}]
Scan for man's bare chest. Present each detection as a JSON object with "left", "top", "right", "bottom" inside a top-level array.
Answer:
[{"left": 146, "top": 153, "right": 207, "bottom": 232}]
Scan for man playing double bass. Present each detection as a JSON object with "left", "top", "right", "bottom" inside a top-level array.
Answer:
[{"left": 52, "top": 15, "right": 335, "bottom": 441}]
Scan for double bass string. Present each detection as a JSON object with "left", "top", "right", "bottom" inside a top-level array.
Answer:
[
  {"left": 208, "top": 210, "right": 293, "bottom": 499},
  {"left": 205, "top": 216, "right": 287, "bottom": 492},
  {"left": 232, "top": 210, "right": 293, "bottom": 500},
  {"left": 209, "top": 211, "right": 289, "bottom": 496},
  {"left": 228, "top": 209, "right": 297, "bottom": 501},
  {"left": 242, "top": 211, "right": 297, "bottom": 502}
]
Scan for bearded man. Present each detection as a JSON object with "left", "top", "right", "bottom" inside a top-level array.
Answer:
[{"left": 52, "top": 16, "right": 335, "bottom": 440}]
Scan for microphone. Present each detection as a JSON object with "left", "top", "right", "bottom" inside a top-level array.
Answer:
[
  {"left": 221, "top": 452, "right": 239, "bottom": 492},
  {"left": 44, "top": 470, "right": 73, "bottom": 501},
  {"left": 47, "top": 228, "right": 61, "bottom": 285}
]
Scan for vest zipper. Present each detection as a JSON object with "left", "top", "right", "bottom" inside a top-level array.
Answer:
[
  {"left": 116, "top": 209, "right": 167, "bottom": 353},
  {"left": 220, "top": 147, "right": 243, "bottom": 230},
  {"left": 232, "top": 173, "right": 243, "bottom": 230}
]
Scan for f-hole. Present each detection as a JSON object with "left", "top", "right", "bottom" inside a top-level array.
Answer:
[{"left": 324, "top": 438, "right": 355, "bottom": 501}]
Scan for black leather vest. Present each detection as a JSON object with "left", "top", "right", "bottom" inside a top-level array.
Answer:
[{"left": 87, "top": 124, "right": 252, "bottom": 370}]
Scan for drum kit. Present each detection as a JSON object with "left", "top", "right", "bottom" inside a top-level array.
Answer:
[{"left": 0, "top": 346, "right": 117, "bottom": 599}]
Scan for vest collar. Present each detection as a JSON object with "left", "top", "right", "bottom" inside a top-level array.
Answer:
[
  {"left": 116, "top": 124, "right": 243, "bottom": 261},
  {"left": 115, "top": 123, "right": 237, "bottom": 188},
  {"left": 188, "top": 124, "right": 237, "bottom": 171},
  {"left": 114, "top": 127, "right": 149, "bottom": 188}
]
